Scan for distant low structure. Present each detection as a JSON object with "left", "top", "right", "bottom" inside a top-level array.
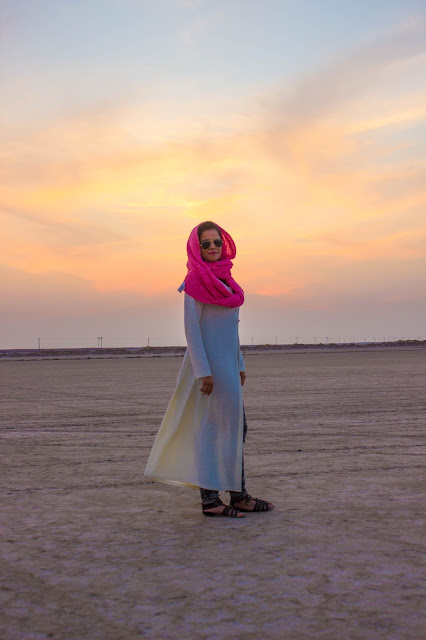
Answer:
[{"left": 1, "top": 340, "right": 425, "bottom": 359}]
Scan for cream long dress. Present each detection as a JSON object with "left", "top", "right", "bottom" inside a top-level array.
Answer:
[{"left": 144, "top": 288, "right": 245, "bottom": 491}]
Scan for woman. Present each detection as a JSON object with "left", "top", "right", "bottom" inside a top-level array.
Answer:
[{"left": 145, "top": 221, "right": 274, "bottom": 518}]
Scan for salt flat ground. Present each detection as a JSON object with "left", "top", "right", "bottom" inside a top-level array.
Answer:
[{"left": 0, "top": 349, "right": 425, "bottom": 640}]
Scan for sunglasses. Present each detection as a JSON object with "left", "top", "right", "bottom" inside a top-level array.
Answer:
[{"left": 200, "top": 239, "right": 223, "bottom": 250}]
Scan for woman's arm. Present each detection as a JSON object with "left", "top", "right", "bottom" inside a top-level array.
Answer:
[{"left": 184, "top": 293, "right": 212, "bottom": 380}]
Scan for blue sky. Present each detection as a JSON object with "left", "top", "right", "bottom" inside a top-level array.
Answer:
[{"left": 3, "top": 0, "right": 424, "bottom": 114}]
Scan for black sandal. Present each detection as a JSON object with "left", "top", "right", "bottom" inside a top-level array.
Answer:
[
  {"left": 230, "top": 495, "right": 274, "bottom": 512},
  {"left": 202, "top": 498, "right": 244, "bottom": 518}
]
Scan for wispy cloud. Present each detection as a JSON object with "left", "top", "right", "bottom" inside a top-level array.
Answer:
[{"left": 266, "top": 18, "right": 426, "bottom": 126}]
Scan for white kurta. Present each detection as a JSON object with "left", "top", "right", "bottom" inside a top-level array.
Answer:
[{"left": 144, "top": 290, "right": 245, "bottom": 491}]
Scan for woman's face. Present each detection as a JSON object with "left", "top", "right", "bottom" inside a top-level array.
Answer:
[{"left": 200, "top": 228, "right": 223, "bottom": 262}]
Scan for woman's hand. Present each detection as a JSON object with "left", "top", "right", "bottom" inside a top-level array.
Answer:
[
  {"left": 200, "top": 375, "right": 214, "bottom": 395},
  {"left": 240, "top": 371, "right": 246, "bottom": 386}
]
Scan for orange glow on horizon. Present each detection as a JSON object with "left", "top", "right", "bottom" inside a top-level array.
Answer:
[{"left": 2, "top": 61, "right": 425, "bottom": 305}]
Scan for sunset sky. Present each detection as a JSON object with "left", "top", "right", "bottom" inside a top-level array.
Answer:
[{"left": 1, "top": 0, "right": 425, "bottom": 348}]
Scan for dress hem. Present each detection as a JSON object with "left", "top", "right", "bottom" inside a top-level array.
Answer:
[{"left": 144, "top": 471, "right": 242, "bottom": 492}]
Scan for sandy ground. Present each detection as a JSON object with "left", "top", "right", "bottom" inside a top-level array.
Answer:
[{"left": 0, "top": 349, "right": 425, "bottom": 640}]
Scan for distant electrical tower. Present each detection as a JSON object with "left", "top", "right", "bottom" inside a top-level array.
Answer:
[{"left": 97, "top": 337, "right": 103, "bottom": 348}]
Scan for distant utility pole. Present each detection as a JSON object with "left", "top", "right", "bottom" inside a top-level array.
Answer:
[
  {"left": 275, "top": 336, "right": 278, "bottom": 345},
  {"left": 97, "top": 337, "right": 103, "bottom": 348},
  {"left": 38, "top": 337, "right": 41, "bottom": 350},
  {"left": 251, "top": 337, "right": 254, "bottom": 346},
  {"left": 147, "top": 337, "right": 150, "bottom": 347},
  {"left": 325, "top": 336, "right": 329, "bottom": 345}
]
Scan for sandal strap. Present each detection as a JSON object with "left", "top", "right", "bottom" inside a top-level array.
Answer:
[
  {"left": 202, "top": 500, "right": 242, "bottom": 518},
  {"left": 231, "top": 494, "right": 272, "bottom": 512},
  {"left": 252, "top": 497, "right": 270, "bottom": 512},
  {"left": 221, "top": 504, "right": 241, "bottom": 517},
  {"left": 202, "top": 498, "right": 223, "bottom": 511}
]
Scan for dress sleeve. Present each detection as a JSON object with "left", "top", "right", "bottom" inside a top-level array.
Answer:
[
  {"left": 184, "top": 293, "right": 212, "bottom": 379},
  {"left": 236, "top": 307, "right": 245, "bottom": 372},
  {"left": 238, "top": 345, "right": 245, "bottom": 372}
]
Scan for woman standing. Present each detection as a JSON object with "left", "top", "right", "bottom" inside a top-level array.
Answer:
[{"left": 145, "top": 221, "right": 274, "bottom": 518}]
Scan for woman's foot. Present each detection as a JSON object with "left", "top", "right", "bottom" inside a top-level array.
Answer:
[
  {"left": 202, "top": 498, "right": 245, "bottom": 518},
  {"left": 230, "top": 495, "right": 275, "bottom": 512}
]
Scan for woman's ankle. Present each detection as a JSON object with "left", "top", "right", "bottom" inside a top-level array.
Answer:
[{"left": 229, "top": 490, "right": 249, "bottom": 502}]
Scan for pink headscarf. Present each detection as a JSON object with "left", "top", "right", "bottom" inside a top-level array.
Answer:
[{"left": 178, "top": 223, "right": 244, "bottom": 308}]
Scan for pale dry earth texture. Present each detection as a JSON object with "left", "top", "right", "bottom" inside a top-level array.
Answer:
[{"left": 0, "top": 349, "right": 425, "bottom": 640}]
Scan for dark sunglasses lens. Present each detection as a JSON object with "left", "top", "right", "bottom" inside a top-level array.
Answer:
[{"left": 201, "top": 239, "right": 223, "bottom": 249}]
